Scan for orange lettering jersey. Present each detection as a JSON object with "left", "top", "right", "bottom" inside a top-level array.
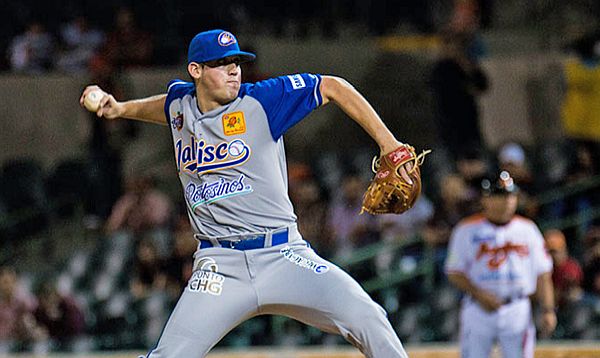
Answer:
[{"left": 445, "top": 214, "right": 552, "bottom": 299}]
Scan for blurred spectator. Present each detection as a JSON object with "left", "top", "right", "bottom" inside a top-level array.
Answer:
[
  {"left": 84, "top": 51, "right": 137, "bottom": 223},
  {"left": 246, "top": 0, "right": 285, "bottom": 37},
  {"left": 583, "top": 257, "right": 600, "bottom": 303},
  {"left": 448, "top": 0, "right": 488, "bottom": 59},
  {"left": 129, "top": 238, "right": 170, "bottom": 347},
  {"left": 0, "top": 159, "right": 50, "bottom": 239},
  {"left": 565, "top": 141, "right": 598, "bottom": 182},
  {"left": 424, "top": 173, "right": 479, "bottom": 246},
  {"left": 367, "top": 0, "right": 433, "bottom": 35},
  {"left": 78, "top": 23, "right": 133, "bottom": 226},
  {"left": 56, "top": 16, "right": 104, "bottom": 73},
  {"left": 423, "top": 173, "right": 479, "bottom": 279},
  {"left": 8, "top": 21, "right": 55, "bottom": 74},
  {"left": 497, "top": 142, "right": 537, "bottom": 217},
  {"left": 0, "top": 266, "right": 47, "bottom": 354},
  {"left": 376, "top": 196, "right": 434, "bottom": 274},
  {"left": 545, "top": 229, "right": 584, "bottom": 307},
  {"left": 378, "top": 196, "right": 435, "bottom": 239},
  {"left": 562, "top": 141, "right": 599, "bottom": 252},
  {"left": 33, "top": 281, "right": 85, "bottom": 351},
  {"left": 290, "top": 177, "right": 333, "bottom": 258},
  {"left": 105, "top": 176, "right": 173, "bottom": 240},
  {"left": 163, "top": 215, "right": 197, "bottom": 301},
  {"left": 583, "top": 226, "right": 600, "bottom": 264},
  {"left": 241, "top": 46, "right": 270, "bottom": 84},
  {"left": 455, "top": 149, "right": 488, "bottom": 190},
  {"left": 431, "top": 31, "right": 489, "bottom": 161},
  {"left": 130, "top": 238, "right": 167, "bottom": 300},
  {"left": 288, "top": 161, "right": 334, "bottom": 256},
  {"left": 583, "top": 227, "right": 600, "bottom": 300},
  {"left": 286, "top": 0, "right": 339, "bottom": 38},
  {"left": 498, "top": 142, "right": 532, "bottom": 189},
  {"left": 102, "top": 8, "right": 153, "bottom": 69},
  {"left": 104, "top": 174, "right": 173, "bottom": 263},
  {"left": 448, "top": 0, "right": 494, "bottom": 39},
  {"left": 449, "top": 0, "right": 480, "bottom": 34},
  {"left": 328, "top": 174, "right": 379, "bottom": 258},
  {"left": 561, "top": 32, "right": 600, "bottom": 143},
  {"left": 287, "top": 161, "right": 313, "bottom": 189}
]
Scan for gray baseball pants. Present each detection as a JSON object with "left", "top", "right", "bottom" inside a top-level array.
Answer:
[{"left": 143, "top": 229, "right": 408, "bottom": 358}]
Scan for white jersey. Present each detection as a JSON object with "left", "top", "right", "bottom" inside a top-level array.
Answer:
[{"left": 445, "top": 214, "right": 552, "bottom": 299}]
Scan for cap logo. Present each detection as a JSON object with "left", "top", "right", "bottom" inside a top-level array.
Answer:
[{"left": 218, "top": 31, "right": 236, "bottom": 47}]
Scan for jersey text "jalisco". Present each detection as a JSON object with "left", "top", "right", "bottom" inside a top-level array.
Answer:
[{"left": 175, "top": 136, "right": 251, "bottom": 175}]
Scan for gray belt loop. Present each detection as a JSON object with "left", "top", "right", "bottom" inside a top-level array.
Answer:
[
  {"left": 264, "top": 230, "right": 273, "bottom": 248},
  {"left": 208, "top": 237, "right": 220, "bottom": 247},
  {"left": 287, "top": 223, "right": 298, "bottom": 242}
]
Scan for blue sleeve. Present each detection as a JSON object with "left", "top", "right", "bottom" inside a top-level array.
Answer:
[
  {"left": 243, "top": 73, "right": 323, "bottom": 140},
  {"left": 164, "top": 79, "right": 195, "bottom": 124}
]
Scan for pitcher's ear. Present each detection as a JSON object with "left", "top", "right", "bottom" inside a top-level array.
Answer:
[{"left": 188, "top": 62, "right": 203, "bottom": 80}]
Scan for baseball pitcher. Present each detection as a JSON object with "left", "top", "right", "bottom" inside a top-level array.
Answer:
[{"left": 80, "top": 29, "right": 428, "bottom": 358}]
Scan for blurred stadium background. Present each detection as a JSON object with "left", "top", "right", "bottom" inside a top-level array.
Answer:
[{"left": 1, "top": 0, "right": 599, "bottom": 357}]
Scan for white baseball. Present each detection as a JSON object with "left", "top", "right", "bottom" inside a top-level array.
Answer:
[
  {"left": 228, "top": 140, "right": 245, "bottom": 156},
  {"left": 84, "top": 90, "right": 103, "bottom": 112}
]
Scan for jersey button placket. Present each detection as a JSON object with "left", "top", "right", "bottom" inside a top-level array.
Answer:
[
  {"left": 194, "top": 121, "right": 209, "bottom": 180},
  {"left": 496, "top": 227, "right": 505, "bottom": 246}
]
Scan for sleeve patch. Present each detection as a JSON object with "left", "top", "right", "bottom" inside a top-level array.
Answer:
[
  {"left": 287, "top": 74, "right": 306, "bottom": 90},
  {"left": 245, "top": 74, "right": 321, "bottom": 140}
]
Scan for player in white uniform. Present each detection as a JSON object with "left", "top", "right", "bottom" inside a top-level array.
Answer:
[{"left": 445, "top": 171, "right": 556, "bottom": 358}]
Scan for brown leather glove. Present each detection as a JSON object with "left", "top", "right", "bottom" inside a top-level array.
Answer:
[{"left": 361, "top": 144, "right": 431, "bottom": 215}]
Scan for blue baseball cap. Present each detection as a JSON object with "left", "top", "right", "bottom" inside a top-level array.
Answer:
[{"left": 188, "top": 29, "right": 256, "bottom": 64}]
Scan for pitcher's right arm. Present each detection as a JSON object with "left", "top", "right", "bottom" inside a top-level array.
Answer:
[{"left": 80, "top": 85, "right": 167, "bottom": 125}]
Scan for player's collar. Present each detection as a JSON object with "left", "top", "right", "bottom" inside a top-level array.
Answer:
[
  {"left": 191, "top": 96, "right": 241, "bottom": 120},
  {"left": 485, "top": 217, "right": 512, "bottom": 227}
]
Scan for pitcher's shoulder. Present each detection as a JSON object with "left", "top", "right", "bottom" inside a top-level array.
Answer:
[{"left": 167, "top": 79, "right": 195, "bottom": 99}]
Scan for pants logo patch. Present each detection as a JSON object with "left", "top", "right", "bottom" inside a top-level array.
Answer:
[
  {"left": 280, "top": 246, "right": 329, "bottom": 274},
  {"left": 188, "top": 258, "right": 224, "bottom": 295}
]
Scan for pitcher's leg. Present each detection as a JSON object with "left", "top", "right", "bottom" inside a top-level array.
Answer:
[
  {"left": 255, "top": 242, "right": 407, "bottom": 358},
  {"left": 144, "top": 249, "right": 257, "bottom": 358}
]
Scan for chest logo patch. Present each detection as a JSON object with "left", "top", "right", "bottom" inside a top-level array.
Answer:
[
  {"left": 186, "top": 174, "right": 253, "bottom": 209},
  {"left": 222, "top": 111, "right": 246, "bottom": 136},
  {"left": 476, "top": 242, "right": 529, "bottom": 270}
]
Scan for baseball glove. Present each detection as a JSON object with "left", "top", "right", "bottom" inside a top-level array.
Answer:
[{"left": 360, "top": 144, "right": 431, "bottom": 215}]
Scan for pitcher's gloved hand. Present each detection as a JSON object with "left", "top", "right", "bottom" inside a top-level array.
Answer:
[{"left": 361, "top": 144, "right": 431, "bottom": 215}]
